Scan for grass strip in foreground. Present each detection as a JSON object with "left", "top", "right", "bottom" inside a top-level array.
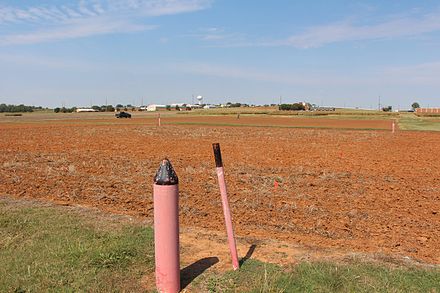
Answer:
[
  {"left": 0, "top": 200, "right": 153, "bottom": 292},
  {"left": 1, "top": 199, "right": 439, "bottom": 292},
  {"left": 203, "top": 259, "right": 440, "bottom": 292}
]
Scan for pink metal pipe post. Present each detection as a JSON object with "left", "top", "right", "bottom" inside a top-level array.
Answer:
[
  {"left": 212, "top": 143, "right": 240, "bottom": 270},
  {"left": 153, "top": 159, "right": 180, "bottom": 293},
  {"left": 392, "top": 119, "right": 396, "bottom": 133}
]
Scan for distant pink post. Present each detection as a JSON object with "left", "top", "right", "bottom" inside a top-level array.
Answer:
[
  {"left": 158, "top": 113, "right": 161, "bottom": 127},
  {"left": 212, "top": 143, "right": 240, "bottom": 270},
  {"left": 153, "top": 159, "right": 180, "bottom": 293},
  {"left": 392, "top": 120, "right": 395, "bottom": 133}
]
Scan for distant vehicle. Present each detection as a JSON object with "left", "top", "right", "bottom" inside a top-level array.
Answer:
[{"left": 115, "top": 111, "right": 131, "bottom": 118}]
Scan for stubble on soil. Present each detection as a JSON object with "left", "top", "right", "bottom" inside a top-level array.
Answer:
[{"left": 1, "top": 116, "right": 439, "bottom": 265}]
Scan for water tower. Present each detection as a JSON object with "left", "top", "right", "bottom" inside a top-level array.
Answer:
[{"left": 196, "top": 95, "right": 203, "bottom": 105}]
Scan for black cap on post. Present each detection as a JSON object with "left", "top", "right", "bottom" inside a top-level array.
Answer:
[
  {"left": 154, "top": 158, "right": 179, "bottom": 185},
  {"left": 212, "top": 143, "right": 223, "bottom": 168}
]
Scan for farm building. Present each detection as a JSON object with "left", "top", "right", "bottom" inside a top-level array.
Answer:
[
  {"left": 76, "top": 108, "right": 98, "bottom": 113},
  {"left": 146, "top": 104, "right": 167, "bottom": 111}
]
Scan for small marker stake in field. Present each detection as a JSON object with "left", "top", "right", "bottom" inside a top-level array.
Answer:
[
  {"left": 158, "top": 113, "right": 161, "bottom": 127},
  {"left": 153, "top": 159, "right": 180, "bottom": 293},
  {"left": 212, "top": 143, "right": 240, "bottom": 270},
  {"left": 392, "top": 120, "right": 395, "bottom": 134},
  {"left": 274, "top": 180, "right": 279, "bottom": 192}
]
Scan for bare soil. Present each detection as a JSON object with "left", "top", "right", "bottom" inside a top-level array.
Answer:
[{"left": 1, "top": 115, "right": 439, "bottom": 265}]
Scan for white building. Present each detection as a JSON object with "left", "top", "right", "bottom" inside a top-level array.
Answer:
[
  {"left": 76, "top": 108, "right": 98, "bottom": 113},
  {"left": 147, "top": 104, "right": 167, "bottom": 111}
]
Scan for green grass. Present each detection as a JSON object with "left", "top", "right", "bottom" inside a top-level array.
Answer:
[
  {"left": 203, "top": 259, "right": 440, "bottom": 293},
  {"left": 0, "top": 200, "right": 154, "bottom": 292},
  {"left": 398, "top": 114, "right": 440, "bottom": 131},
  {"left": 2, "top": 199, "right": 439, "bottom": 292}
]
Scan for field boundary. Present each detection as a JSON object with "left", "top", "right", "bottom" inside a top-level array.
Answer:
[{"left": 164, "top": 121, "right": 390, "bottom": 131}]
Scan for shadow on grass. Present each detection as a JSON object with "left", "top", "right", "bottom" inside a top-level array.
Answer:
[
  {"left": 239, "top": 244, "right": 257, "bottom": 267},
  {"left": 180, "top": 257, "right": 219, "bottom": 289}
]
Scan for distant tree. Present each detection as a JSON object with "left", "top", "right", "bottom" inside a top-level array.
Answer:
[
  {"left": 97, "top": 105, "right": 114, "bottom": 112},
  {"left": 0, "top": 103, "right": 35, "bottom": 113},
  {"left": 382, "top": 106, "right": 392, "bottom": 112},
  {"left": 279, "top": 103, "right": 305, "bottom": 111},
  {"left": 54, "top": 107, "right": 61, "bottom": 113},
  {"left": 175, "top": 105, "right": 180, "bottom": 111},
  {"left": 92, "top": 105, "right": 101, "bottom": 111},
  {"left": 59, "top": 107, "right": 75, "bottom": 113},
  {"left": 411, "top": 102, "right": 420, "bottom": 110},
  {"left": 166, "top": 105, "right": 171, "bottom": 111}
]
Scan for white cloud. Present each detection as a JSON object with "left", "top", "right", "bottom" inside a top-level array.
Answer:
[
  {"left": 278, "top": 10, "right": 440, "bottom": 48},
  {"left": 0, "top": 0, "right": 211, "bottom": 45},
  {"left": 383, "top": 62, "right": 440, "bottom": 85},
  {"left": 171, "top": 62, "right": 352, "bottom": 86},
  {"left": 172, "top": 61, "right": 440, "bottom": 88},
  {"left": 188, "top": 27, "right": 253, "bottom": 47},
  {"left": 0, "top": 52, "right": 93, "bottom": 70},
  {"left": 192, "top": 9, "right": 440, "bottom": 49},
  {"left": 0, "top": 19, "right": 156, "bottom": 46}
]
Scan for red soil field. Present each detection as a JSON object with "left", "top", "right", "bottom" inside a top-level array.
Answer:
[
  {"left": 162, "top": 115, "right": 392, "bottom": 130},
  {"left": 1, "top": 115, "right": 439, "bottom": 264}
]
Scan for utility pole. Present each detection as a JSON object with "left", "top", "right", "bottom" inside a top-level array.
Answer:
[{"left": 378, "top": 96, "right": 381, "bottom": 111}]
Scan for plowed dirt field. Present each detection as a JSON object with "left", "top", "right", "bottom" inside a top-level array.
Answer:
[{"left": 1, "top": 114, "right": 439, "bottom": 264}]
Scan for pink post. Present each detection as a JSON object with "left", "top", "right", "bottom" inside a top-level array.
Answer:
[
  {"left": 158, "top": 113, "right": 161, "bottom": 127},
  {"left": 212, "top": 143, "right": 240, "bottom": 270},
  {"left": 392, "top": 120, "right": 395, "bottom": 133},
  {"left": 153, "top": 159, "right": 180, "bottom": 293}
]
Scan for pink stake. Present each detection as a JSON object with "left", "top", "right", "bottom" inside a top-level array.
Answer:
[
  {"left": 153, "top": 159, "right": 180, "bottom": 293},
  {"left": 158, "top": 113, "right": 161, "bottom": 127},
  {"left": 213, "top": 143, "right": 240, "bottom": 270},
  {"left": 274, "top": 180, "right": 279, "bottom": 192},
  {"left": 392, "top": 120, "right": 395, "bottom": 133}
]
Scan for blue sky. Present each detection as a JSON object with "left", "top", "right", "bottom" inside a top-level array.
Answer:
[{"left": 1, "top": 0, "right": 440, "bottom": 108}]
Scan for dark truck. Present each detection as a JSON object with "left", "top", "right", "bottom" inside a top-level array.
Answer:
[{"left": 115, "top": 111, "right": 131, "bottom": 118}]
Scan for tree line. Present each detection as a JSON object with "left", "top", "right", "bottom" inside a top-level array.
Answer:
[{"left": 0, "top": 104, "right": 44, "bottom": 113}]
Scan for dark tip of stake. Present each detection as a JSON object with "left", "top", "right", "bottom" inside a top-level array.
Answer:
[
  {"left": 154, "top": 158, "right": 179, "bottom": 185},
  {"left": 212, "top": 143, "right": 223, "bottom": 167}
]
